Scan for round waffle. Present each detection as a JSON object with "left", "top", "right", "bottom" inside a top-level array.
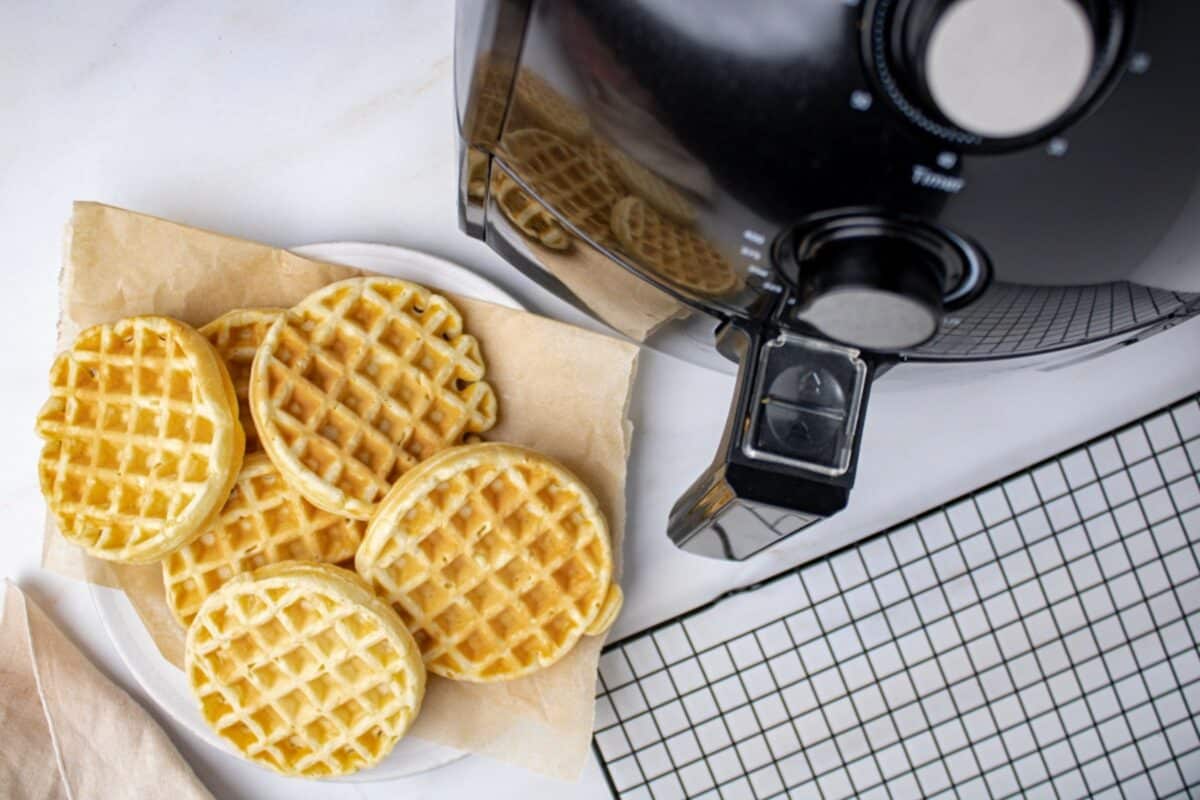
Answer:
[
  {"left": 490, "top": 169, "right": 571, "bottom": 251},
  {"left": 589, "top": 140, "right": 696, "bottom": 226},
  {"left": 249, "top": 277, "right": 497, "bottom": 520},
  {"left": 186, "top": 561, "right": 425, "bottom": 777},
  {"left": 36, "top": 315, "right": 244, "bottom": 563},
  {"left": 610, "top": 196, "right": 737, "bottom": 296},
  {"left": 163, "top": 453, "right": 367, "bottom": 627},
  {"left": 499, "top": 128, "right": 621, "bottom": 248},
  {"left": 513, "top": 70, "right": 591, "bottom": 143},
  {"left": 200, "top": 308, "right": 284, "bottom": 454},
  {"left": 355, "top": 443, "right": 623, "bottom": 683}
]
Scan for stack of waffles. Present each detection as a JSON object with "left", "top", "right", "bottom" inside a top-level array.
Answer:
[{"left": 36, "top": 275, "right": 622, "bottom": 777}]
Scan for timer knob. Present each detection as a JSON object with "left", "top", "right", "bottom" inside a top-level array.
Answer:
[
  {"left": 794, "top": 234, "right": 944, "bottom": 351},
  {"left": 918, "top": 0, "right": 1096, "bottom": 138}
]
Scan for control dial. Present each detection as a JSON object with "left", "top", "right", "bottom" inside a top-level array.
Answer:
[
  {"left": 924, "top": 0, "right": 1094, "bottom": 138},
  {"left": 869, "top": 0, "right": 1125, "bottom": 149},
  {"left": 792, "top": 234, "right": 944, "bottom": 351}
]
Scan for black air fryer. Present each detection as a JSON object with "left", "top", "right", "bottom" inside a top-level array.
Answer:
[{"left": 454, "top": 0, "right": 1200, "bottom": 559}]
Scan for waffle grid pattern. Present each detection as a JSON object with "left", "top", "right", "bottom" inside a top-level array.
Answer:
[
  {"left": 588, "top": 140, "right": 629, "bottom": 198},
  {"left": 359, "top": 446, "right": 613, "bottom": 681},
  {"left": 252, "top": 278, "right": 496, "bottom": 519},
  {"left": 491, "top": 169, "right": 572, "bottom": 250},
  {"left": 513, "top": 70, "right": 591, "bottom": 143},
  {"left": 595, "top": 392, "right": 1200, "bottom": 799},
  {"left": 467, "top": 149, "right": 490, "bottom": 201},
  {"left": 467, "top": 58, "right": 513, "bottom": 146},
  {"left": 500, "top": 128, "right": 621, "bottom": 247},
  {"left": 611, "top": 196, "right": 736, "bottom": 296},
  {"left": 37, "top": 317, "right": 238, "bottom": 561},
  {"left": 201, "top": 308, "right": 282, "bottom": 453},
  {"left": 188, "top": 568, "right": 422, "bottom": 777},
  {"left": 164, "top": 454, "right": 365, "bottom": 626}
]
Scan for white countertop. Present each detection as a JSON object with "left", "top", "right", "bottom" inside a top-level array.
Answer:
[{"left": 4, "top": 2, "right": 1199, "bottom": 798}]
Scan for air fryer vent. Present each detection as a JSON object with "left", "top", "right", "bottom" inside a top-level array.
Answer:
[{"left": 912, "top": 283, "right": 1199, "bottom": 359}]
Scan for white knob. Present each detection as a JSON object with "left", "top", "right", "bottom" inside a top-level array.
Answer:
[{"left": 925, "top": 0, "right": 1094, "bottom": 138}]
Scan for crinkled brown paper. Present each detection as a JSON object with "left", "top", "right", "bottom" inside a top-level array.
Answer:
[{"left": 41, "top": 202, "right": 639, "bottom": 780}]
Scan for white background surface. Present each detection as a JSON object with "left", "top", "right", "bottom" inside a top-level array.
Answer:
[{"left": 3, "top": 2, "right": 1198, "bottom": 799}]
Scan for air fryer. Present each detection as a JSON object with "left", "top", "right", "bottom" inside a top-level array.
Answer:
[{"left": 453, "top": 0, "right": 1200, "bottom": 559}]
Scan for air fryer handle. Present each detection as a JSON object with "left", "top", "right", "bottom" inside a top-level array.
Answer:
[{"left": 668, "top": 323, "right": 878, "bottom": 560}]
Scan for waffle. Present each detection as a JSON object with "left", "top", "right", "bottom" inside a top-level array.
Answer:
[
  {"left": 610, "top": 196, "right": 737, "bottom": 296},
  {"left": 355, "top": 443, "right": 623, "bottom": 682},
  {"left": 186, "top": 561, "right": 425, "bottom": 777},
  {"left": 490, "top": 169, "right": 571, "bottom": 251},
  {"left": 163, "top": 453, "right": 367, "bottom": 627},
  {"left": 466, "top": 148, "right": 489, "bottom": 202},
  {"left": 586, "top": 139, "right": 626, "bottom": 195},
  {"left": 467, "top": 56, "right": 513, "bottom": 145},
  {"left": 36, "top": 316, "right": 244, "bottom": 563},
  {"left": 591, "top": 140, "right": 697, "bottom": 226},
  {"left": 200, "top": 308, "right": 284, "bottom": 454},
  {"left": 513, "top": 69, "right": 590, "bottom": 143},
  {"left": 500, "top": 128, "right": 620, "bottom": 247},
  {"left": 249, "top": 277, "right": 497, "bottom": 520}
]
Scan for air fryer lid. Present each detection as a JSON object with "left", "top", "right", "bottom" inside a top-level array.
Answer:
[
  {"left": 564, "top": 0, "right": 1200, "bottom": 292},
  {"left": 454, "top": 0, "right": 1200, "bottom": 561}
]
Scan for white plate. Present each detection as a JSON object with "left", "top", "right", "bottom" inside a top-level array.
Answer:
[{"left": 90, "top": 242, "right": 525, "bottom": 782}]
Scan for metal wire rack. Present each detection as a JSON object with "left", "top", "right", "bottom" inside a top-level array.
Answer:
[{"left": 594, "top": 392, "right": 1200, "bottom": 799}]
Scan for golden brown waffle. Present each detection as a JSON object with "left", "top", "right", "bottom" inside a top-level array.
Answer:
[
  {"left": 500, "top": 128, "right": 621, "bottom": 247},
  {"left": 513, "top": 69, "right": 591, "bottom": 143},
  {"left": 610, "top": 196, "right": 737, "bottom": 296},
  {"left": 36, "top": 316, "right": 243, "bottom": 563},
  {"left": 466, "top": 56, "right": 514, "bottom": 145},
  {"left": 200, "top": 308, "right": 284, "bottom": 454},
  {"left": 466, "top": 148, "right": 489, "bottom": 201},
  {"left": 490, "top": 169, "right": 571, "bottom": 251},
  {"left": 186, "top": 562, "right": 425, "bottom": 777},
  {"left": 585, "top": 139, "right": 626, "bottom": 194},
  {"left": 163, "top": 453, "right": 366, "bottom": 627},
  {"left": 355, "top": 443, "right": 623, "bottom": 682},
  {"left": 590, "top": 140, "right": 697, "bottom": 226},
  {"left": 249, "top": 277, "right": 498, "bottom": 520}
]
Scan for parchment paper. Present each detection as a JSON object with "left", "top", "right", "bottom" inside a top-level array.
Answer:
[{"left": 41, "top": 202, "right": 639, "bottom": 780}]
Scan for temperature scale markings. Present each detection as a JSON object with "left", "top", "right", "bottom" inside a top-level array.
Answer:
[{"left": 742, "top": 228, "right": 779, "bottom": 292}]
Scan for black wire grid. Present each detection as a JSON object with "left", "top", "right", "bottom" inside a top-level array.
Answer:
[
  {"left": 917, "top": 283, "right": 1197, "bottom": 358},
  {"left": 594, "top": 392, "right": 1200, "bottom": 799}
]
